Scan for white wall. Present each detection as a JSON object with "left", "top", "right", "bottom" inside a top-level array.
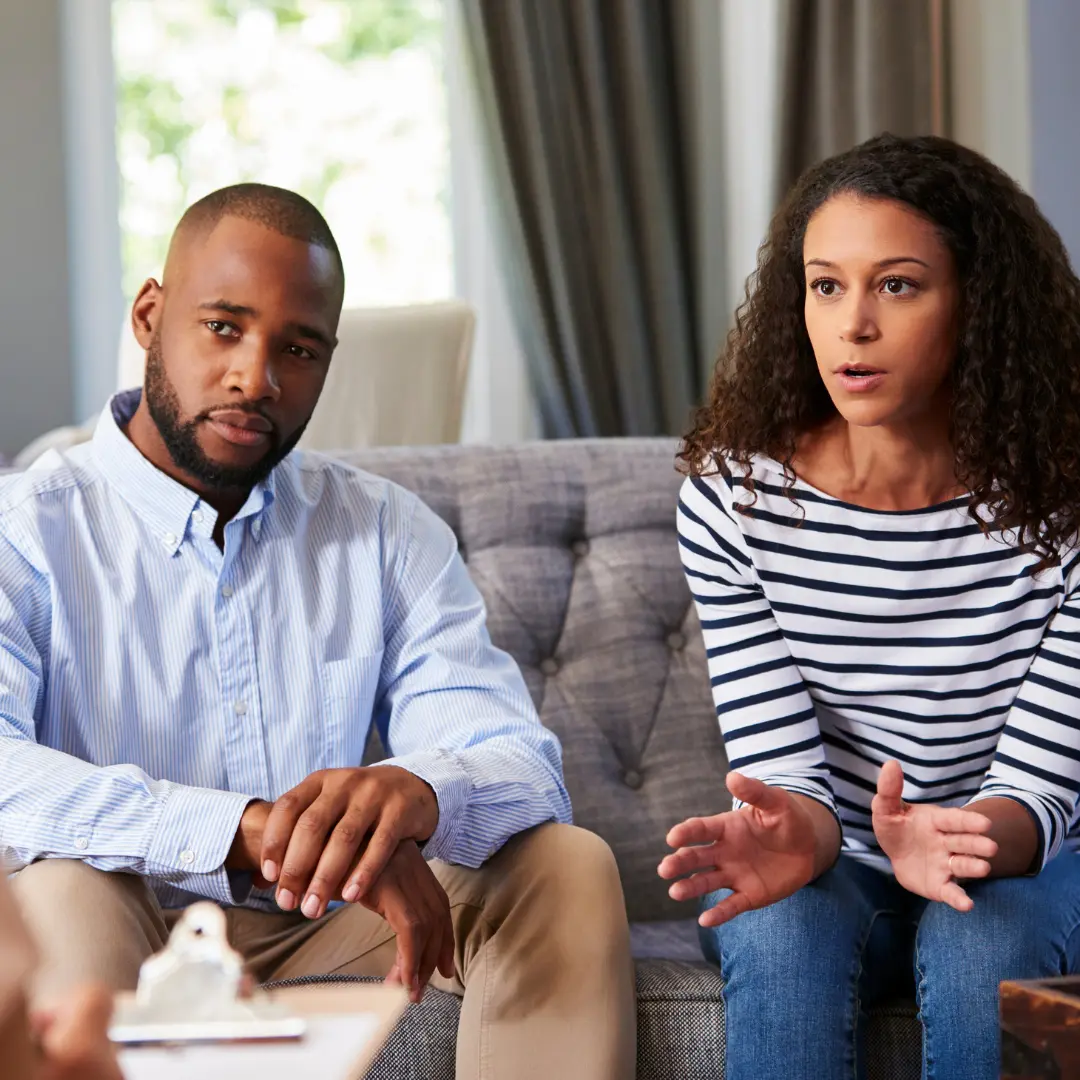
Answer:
[{"left": 0, "top": 2, "right": 74, "bottom": 458}]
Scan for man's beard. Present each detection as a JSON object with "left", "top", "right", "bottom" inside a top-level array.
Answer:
[{"left": 143, "top": 333, "right": 308, "bottom": 492}]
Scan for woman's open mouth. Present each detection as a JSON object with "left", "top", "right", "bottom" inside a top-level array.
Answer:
[{"left": 835, "top": 367, "right": 886, "bottom": 393}]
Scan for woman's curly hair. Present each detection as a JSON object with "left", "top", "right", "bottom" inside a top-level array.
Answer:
[{"left": 679, "top": 133, "right": 1080, "bottom": 567}]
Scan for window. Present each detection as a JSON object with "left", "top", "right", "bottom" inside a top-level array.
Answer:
[{"left": 112, "top": 0, "right": 451, "bottom": 307}]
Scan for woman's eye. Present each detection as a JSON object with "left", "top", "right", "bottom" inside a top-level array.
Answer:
[
  {"left": 810, "top": 279, "right": 838, "bottom": 297},
  {"left": 882, "top": 277, "right": 916, "bottom": 296}
]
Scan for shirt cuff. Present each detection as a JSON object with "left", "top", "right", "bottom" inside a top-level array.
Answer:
[
  {"left": 147, "top": 783, "right": 254, "bottom": 901},
  {"left": 379, "top": 749, "right": 473, "bottom": 864}
]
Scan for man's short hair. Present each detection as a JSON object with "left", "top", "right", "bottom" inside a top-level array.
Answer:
[{"left": 174, "top": 182, "right": 344, "bottom": 285}]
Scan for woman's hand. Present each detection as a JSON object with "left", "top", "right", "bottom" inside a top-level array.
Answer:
[
  {"left": 658, "top": 772, "right": 828, "bottom": 928},
  {"left": 871, "top": 760, "right": 998, "bottom": 912}
]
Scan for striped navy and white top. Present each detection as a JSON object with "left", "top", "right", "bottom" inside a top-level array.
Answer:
[
  {"left": 678, "top": 456, "right": 1080, "bottom": 873},
  {"left": 0, "top": 390, "right": 569, "bottom": 910}
]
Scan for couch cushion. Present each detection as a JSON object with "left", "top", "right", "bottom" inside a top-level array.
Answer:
[{"left": 335, "top": 440, "right": 729, "bottom": 923}]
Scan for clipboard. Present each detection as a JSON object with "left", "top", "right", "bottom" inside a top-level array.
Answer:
[{"left": 111, "top": 902, "right": 407, "bottom": 1080}]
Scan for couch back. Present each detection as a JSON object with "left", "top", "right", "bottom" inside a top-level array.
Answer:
[{"left": 340, "top": 439, "right": 729, "bottom": 923}]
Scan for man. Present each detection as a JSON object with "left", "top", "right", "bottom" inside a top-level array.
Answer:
[{"left": 0, "top": 184, "right": 635, "bottom": 1078}]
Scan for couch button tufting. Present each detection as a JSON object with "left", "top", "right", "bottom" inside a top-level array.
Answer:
[
  {"left": 623, "top": 769, "right": 643, "bottom": 789},
  {"left": 571, "top": 540, "right": 590, "bottom": 558},
  {"left": 540, "top": 658, "right": 560, "bottom": 676},
  {"left": 666, "top": 632, "right": 686, "bottom": 651}
]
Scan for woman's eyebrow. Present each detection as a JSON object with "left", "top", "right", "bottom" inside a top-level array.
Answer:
[{"left": 804, "top": 256, "right": 931, "bottom": 270}]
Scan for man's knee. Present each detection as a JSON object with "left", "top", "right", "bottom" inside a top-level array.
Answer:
[
  {"left": 12, "top": 860, "right": 166, "bottom": 1002},
  {"left": 504, "top": 823, "right": 624, "bottom": 900}
]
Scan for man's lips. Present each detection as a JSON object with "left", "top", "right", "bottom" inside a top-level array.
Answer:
[{"left": 206, "top": 410, "right": 273, "bottom": 447}]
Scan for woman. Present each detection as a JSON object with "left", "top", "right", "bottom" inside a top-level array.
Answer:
[{"left": 657, "top": 133, "right": 1080, "bottom": 1080}]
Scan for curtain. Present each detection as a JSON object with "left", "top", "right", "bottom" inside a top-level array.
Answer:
[
  {"left": 457, "top": 0, "right": 723, "bottom": 438},
  {"left": 775, "top": 0, "right": 945, "bottom": 194}
]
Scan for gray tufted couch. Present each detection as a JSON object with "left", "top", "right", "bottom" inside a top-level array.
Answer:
[{"left": 2, "top": 438, "right": 922, "bottom": 1078}]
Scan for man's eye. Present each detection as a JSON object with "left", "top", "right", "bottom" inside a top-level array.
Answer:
[
  {"left": 287, "top": 345, "right": 317, "bottom": 360},
  {"left": 206, "top": 321, "right": 238, "bottom": 337}
]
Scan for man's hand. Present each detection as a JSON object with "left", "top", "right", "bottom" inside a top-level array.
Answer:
[
  {"left": 361, "top": 841, "right": 455, "bottom": 1004},
  {"left": 871, "top": 760, "right": 998, "bottom": 912},
  {"left": 226, "top": 800, "right": 273, "bottom": 886},
  {"left": 658, "top": 772, "right": 829, "bottom": 928},
  {"left": 31, "top": 985, "right": 123, "bottom": 1080},
  {"left": 260, "top": 766, "right": 439, "bottom": 919}
]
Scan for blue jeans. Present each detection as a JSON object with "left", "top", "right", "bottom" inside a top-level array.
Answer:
[{"left": 701, "top": 853, "right": 1080, "bottom": 1080}]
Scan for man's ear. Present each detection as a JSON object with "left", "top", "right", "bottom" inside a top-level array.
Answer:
[{"left": 130, "top": 279, "right": 163, "bottom": 350}]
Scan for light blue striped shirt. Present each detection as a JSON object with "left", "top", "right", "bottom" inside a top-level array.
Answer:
[{"left": 0, "top": 390, "right": 569, "bottom": 909}]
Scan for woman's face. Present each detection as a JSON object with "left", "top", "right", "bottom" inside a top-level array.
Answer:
[{"left": 802, "top": 193, "right": 960, "bottom": 428}]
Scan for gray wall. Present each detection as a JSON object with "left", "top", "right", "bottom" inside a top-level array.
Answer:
[
  {"left": 0, "top": 1, "right": 73, "bottom": 458},
  {"left": 1029, "top": 0, "right": 1080, "bottom": 268}
]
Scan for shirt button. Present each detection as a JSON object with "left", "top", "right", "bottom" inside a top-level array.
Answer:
[
  {"left": 221, "top": 584, "right": 234, "bottom": 598},
  {"left": 162, "top": 533, "right": 177, "bottom": 548},
  {"left": 74, "top": 837, "right": 88, "bottom": 850},
  {"left": 234, "top": 700, "right": 248, "bottom": 716},
  {"left": 179, "top": 849, "right": 195, "bottom": 864},
  {"left": 191, "top": 510, "right": 203, "bottom": 524}
]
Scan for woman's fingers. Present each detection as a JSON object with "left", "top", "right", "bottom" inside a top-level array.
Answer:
[
  {"left": 725, "top": 772, "right": 788, "bottom": 815},
  {"left": 940, "top": 880, "right": 974, "bottom": 913},
  {"left": 699, "top": 890, "right": 751, "bottom": 929},
  {"left": 666, "top": 814, "right": 726, "bottom": 850},
  {"left": 930, "top": 806, "right": 992, "bottom": 835},
  {"left": 657, "top": 843, "right": 719, "bottom": 880},
  {"left": 667, "top": 868, "right": 730, "bottom": 902},
  {"left": 944, "top": 832, "right": 998, "bottom": 860},
  {"left": 873, "top": 760, "right": 906, "bottom": 812},
  {"left": 947, "top": 854, "right": 992, "bottom": 880}
]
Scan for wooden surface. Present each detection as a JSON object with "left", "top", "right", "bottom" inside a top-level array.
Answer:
[{"left": 1001, "top": 977, "right": 1080, "bottom": 1079}]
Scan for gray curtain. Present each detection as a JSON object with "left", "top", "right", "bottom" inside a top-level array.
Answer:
[
  {"left": 776, "top": 0, "right": 943, "bottom": 194},
  {"left": 458, "top": 0, "right": 723, "bottom": 438}
]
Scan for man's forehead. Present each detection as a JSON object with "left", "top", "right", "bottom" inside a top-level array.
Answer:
[{"left": 168, "top": 215, "right": 342, "bottom": 301}]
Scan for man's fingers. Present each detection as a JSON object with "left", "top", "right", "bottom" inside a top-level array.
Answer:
[
  {"left": 669, "top": 868, "right": 731, "bottom": 903},
  {"left": 944, "top": 832, "right": 998, "bottom": 860},
  {"left": 948, "top": 854, "right": 992, "bottom": 880},
  {"left": 300, "top": 807, "right": 377, "bottom": 918},
  {"left": 275, "top": 792, "right": 344, "bottom": 911},
  {"left": 666, "top": 814, "right": 726, "bottom": 850},
  {"left": 940, "top": 880, "right": 974, "bottom": 913},
  {"left": 260, "top": 774, "right": 324, "bottom": 883},
  {"left": 343, "top": 825, "right": 401, "bottom": 902},
  {"left": 931, "top": 807, "right": 993, "bottom": 836},
  {"left": 698, "top": 890, "right": 752, "bottom": 929},
  {"left": 657, "top": 843, "right": 719, "bottom": 880}
]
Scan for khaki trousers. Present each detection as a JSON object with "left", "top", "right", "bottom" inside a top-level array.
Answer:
[{"left": 13, "top": 824, "right": 636, "bottom": 1080}]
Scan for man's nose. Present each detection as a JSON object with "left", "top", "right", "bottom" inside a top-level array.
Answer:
[{"left": 227, "top": 343, "right": 281, "bottom": 401}]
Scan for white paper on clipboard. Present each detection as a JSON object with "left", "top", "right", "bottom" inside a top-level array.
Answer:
[{"left": 118, "top": 1011, "right": 383, "bottom": 1080}]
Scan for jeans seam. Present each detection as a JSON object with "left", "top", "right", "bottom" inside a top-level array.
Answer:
[{"left": 914, "top": 931, "right": 931, "bottom": 1080}]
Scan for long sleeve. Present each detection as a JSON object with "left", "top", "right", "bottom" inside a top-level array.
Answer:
[
  {"left": 375, "top": 495, "right": 571, "bottom": 867},
  {"left": 969, "top": 552, "right": 1080, "bottom": 869},
  {"left": 677, "top": 474, "right": 838, "bottom": 819},
  {"left": 0, "top": 535, "right": 252, "bottom": 904}
]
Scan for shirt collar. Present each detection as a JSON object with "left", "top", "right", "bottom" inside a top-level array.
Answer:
[{"left": 93, "top": 390, "right": 277, "bottom": 556}]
